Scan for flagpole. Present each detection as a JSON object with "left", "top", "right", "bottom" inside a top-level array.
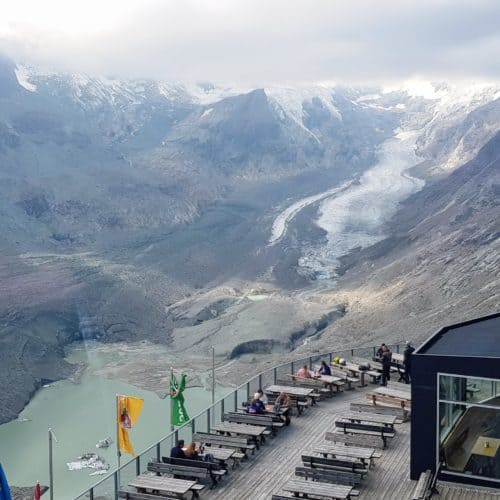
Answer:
[
  {"left": 211, "top": 346, "right": 215, "bottom": 405},
  {"left": 48, "top": 428, "right": 53, "bottom": 500},
  {"left": 116, "top": 394, "right": 121, "bottom": 483},
  {"left": 169, "top": 368, "right": 174, "bottom": 449}
]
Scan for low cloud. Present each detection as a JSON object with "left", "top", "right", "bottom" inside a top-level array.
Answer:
[{"left": 1, "top": 0, "right": 499, "bottom": 84}]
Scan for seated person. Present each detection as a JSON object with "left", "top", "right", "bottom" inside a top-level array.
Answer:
[
  {"left": 256, "top": 388, "right": 268, "bottom": 405},
  {"left": 170, "top": 439, "right": 186, "bottom": 458},
  {"left": 184, "top": 442, "right": 201, "bottom": 460},
  {"left": 276, "top": 391, "right": 291, "bottom": 409},
  {"left": 318, "top": 360, "right": 331, "bottom": 376},
  {"left": 247, "top": 397, "right": 265, "bottom": 414},
  {"left": 296, "top": 364, "right": 312, "bottom": 378}
]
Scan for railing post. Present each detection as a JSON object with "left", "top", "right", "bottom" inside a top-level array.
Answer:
[
  {"left": 156, "top": 442, "right": 161, "bottom": 461},
  {"left": 113, "top": 471, "right": 119, "bottom": 500},
  {"left": 174, "top": 430, "right": 179, "bottom": 446},
  {"left": 396, "top": 344, "right": 400, "bottom": 353},
  {"left": 258, "top": 374, "right": 262, "bottom": 390},
  {"left": 221, "top": 399, "right": 225, "bottom": 421},
  {"left": 373, "top": 346, "right": 376, "bottom": 357},
  {"left": 351, "top": 349, "right": 354, "bottom": 357},
  {"left": 291, "top": 361, "right": 294, "bottom": 375},
  {"left": 273, "top": 367, "right": 277, "bottom": 384},
  {"left": 309, "top": 356, "right": 313, "bottom": 370},
  {"left": 136, "top": 456, "right": 140, "bottom": 476},
  {"left": 191, "top": 419, "right": 196, "bottom": 435},
  {"left": 89, "top": 489, "right": 94, "bottom": 500},
  {"left": 207, "top": 408, "right": 211, "bottom": 431},
  {"left": 234, "top": 389, "right": 238, "bottom": 411},
  {"left": 329, "top": 352, "right": 333, "bottom": 365},
  {"left": 246, "top": 382, "right": 250, "bottom": 401}
]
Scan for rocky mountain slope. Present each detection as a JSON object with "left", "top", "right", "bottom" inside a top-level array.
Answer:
[{"left": 309, "top": 130, "right": 500, "bottom": 353}]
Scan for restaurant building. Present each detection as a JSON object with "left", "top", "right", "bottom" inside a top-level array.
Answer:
[{"left": 410, "top": 312, "right": 500, "bottom": 488}]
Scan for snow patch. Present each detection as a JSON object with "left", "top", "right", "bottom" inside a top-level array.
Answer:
[
  {"left": 15, "top": 66, "right": 37, "bottom": 92},
  {"left": 201, "top": 108, "right": 213, "bottom": 118}
]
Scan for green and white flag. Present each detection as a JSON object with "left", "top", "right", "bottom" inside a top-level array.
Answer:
[{"left": 170, "top": 372, "right": 189, "bottom": 426}]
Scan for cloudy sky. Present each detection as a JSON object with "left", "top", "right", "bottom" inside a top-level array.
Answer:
[{"left": 1, "top": 0, "right": 500, "bottom": 84}]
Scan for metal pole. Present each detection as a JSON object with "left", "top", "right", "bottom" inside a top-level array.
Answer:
[
  {"left": 170, "top": 368, "right": 175, "bottom": 448},
  {"left": 48, "top": 428, "right": 53, "bottom": 500},
  {"left": 115, "top": 394, "right": 121, "bottom": 491},
  {"left": 211, "top": 346, "right": 215, "bottom": 405}
]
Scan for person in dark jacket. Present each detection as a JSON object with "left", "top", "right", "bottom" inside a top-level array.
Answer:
[
  {"left": 318, "top": 360, "right": 331, "bottom": 376},
  {"left": 376, "top": 343, "right": 387, "bottom": 359},
  {"left": 380, "top": 346, "right": 392, "bottom": 386},
  {"left": 247, "top": 398, "right": 265, "bottom": 414},
  {"left": 403, "top": 341, "right": 415, "bottom": 384},
  {"left": 170, "top": 439, "right": 186, "bottom": 458}
]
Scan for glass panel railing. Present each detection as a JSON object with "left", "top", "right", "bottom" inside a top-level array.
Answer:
[
  {"left": 91, "top": 474, "right": 115, "bottom": 500},
  {"left": 74, "top": 342, "right": 402, "bottom": 499}
]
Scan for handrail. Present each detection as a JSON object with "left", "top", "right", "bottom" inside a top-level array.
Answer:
[{"left": 73, "top": 340, "right": 402, "bottom": 499}]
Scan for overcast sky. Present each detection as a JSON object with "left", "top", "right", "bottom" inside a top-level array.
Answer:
[{"left": 1, "top": 0, "right": 500, "bottom": 84}]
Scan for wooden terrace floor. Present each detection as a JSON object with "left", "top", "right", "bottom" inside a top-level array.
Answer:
[{"left": 203, "top": 384, "right": 500, "bottom": 500}]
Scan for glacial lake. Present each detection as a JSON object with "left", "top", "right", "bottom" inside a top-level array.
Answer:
[{"left": 0, "top": 342, "right": 230, "bottom": 500}]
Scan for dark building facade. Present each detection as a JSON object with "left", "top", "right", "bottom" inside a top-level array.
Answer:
[{"left": 410, "top": 312, "right": 500, "bottom": 488}]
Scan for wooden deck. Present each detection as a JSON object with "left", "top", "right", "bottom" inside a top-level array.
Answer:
[{"left": 203, "top": 384, "right": 500, "bottom": 499}]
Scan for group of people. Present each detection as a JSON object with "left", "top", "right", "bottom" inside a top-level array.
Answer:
[
  {"left": 246, "top": 388, "right": 291, "bottom": 425},
  {"left": 376, "top": 341, "right": 415, "bottom": 385},
  {"left": 170, "top": 439, "right": 203, "bottom": 460},
  {"left": 296, "top": 360, "right": 331, "bottom": 378}
]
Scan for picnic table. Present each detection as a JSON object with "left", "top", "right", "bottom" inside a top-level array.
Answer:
[
  {"left": 391, "top": 352, "right": 404, "bottom": 365},
  {"left": 318, "top": 374, "right": 345, "bottom": 392},
  {"left": 374, "top": 387, "right": 411, "bottom": 401},
  {"left": 369, "top": 386, "right": 412, "bottom": 409},
  {"left": 342, "top": 411, "right": 398, "bottom": 429},
  {"left": 129, "top": 474, "right": 197, "bottom": 499},
  {"left": 336, "top": 362, "right": 368, "bottom": 387},
  {"left": 265, "top": 384, "right": 315, "bottom": 397},
  {"left": 211, "top": 422, "right": 267, "bottom": 447},
  {"left": 313, "top": 443, "right": 379, "bottom": 467},
  {"left": 199, "top": 447, "right": 234, "bottom": 462},
  {"left": 283, "top": 478, "right": 354, "bottom": 499}
]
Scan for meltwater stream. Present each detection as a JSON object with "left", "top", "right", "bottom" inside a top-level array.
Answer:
[{"left": 0, "top": 342, "right": 229, "bottom": 500}]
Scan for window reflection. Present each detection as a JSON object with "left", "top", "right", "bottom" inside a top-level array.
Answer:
[{"left": 439, "top": 374, "right": 500, "bottom": 481}]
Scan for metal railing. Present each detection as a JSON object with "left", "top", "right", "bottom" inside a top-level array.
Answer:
[{"left": 73, "top": 342, "right": 402, "bottom": 499}]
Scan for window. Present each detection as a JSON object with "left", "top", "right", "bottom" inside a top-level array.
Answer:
[{"left": 438, "top": 374, "right": 500, "bottom": 482}]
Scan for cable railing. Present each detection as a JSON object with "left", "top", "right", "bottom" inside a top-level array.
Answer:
[{"left": 73, "top": 342, "right": 402, "bottom": 500}]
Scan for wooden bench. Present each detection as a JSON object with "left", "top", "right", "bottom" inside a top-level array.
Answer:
[
  {"left": 148, "top": 461, "right": 224, "bottom": 489},
  {"left": 350, "top": 402, "right": 409, "bottom": 422},
  {"left": 325, "top": 431, "right": 387, "bottom": 450},
  {"left": 286, "top": 374, "right": 333, "bottom": 396},
  {"left": 193, "top": 432, "right": 256, "bottom": 456},
  {"left": 283, "top": 479, "right": 357, "bottom": 499},
  {"left": 301, "top": 453, "right": 368, "bottom": 475},
  {"left": 224, "top": 412, "right": 283, "bottom": 435},
  {"left": 412, "top": 469, "right": 439, "bottom": 499},
  {"left": 295, "top": 466, "right": 363, "bottom": 486},
  {"left": 367, "top": 392, "right": 411, "bottom": 410},
  {"left": 270, "top": 387, "right": 312, "bottom": 415},
  {"left": 119, "top": 491, "right": 178, "bottom": 500},
  {"left": 335, "top": 420, "right": 395, "bottom": 448},
  {"left": 331, "top": 369, "right": 360, "bottom": 390}
]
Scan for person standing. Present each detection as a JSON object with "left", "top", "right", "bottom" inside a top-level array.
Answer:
[
  {"left": 403, "top": 341, "right": 415, "bottom": 384},
  {"left": 381, "top": 346, "right": 392, "bottom": 386}
]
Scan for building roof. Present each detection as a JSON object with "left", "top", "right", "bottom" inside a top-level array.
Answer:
[{"left": 417, "top": 312, "right": 500, "bottom": 358}]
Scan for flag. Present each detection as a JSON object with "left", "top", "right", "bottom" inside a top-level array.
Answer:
[
  {"left": 170, "top": 372, "right": 189, "bottom": 426},
  {"left": 34, "top": 481, "right": 41, "bottom": 500},
  {"left": 117, "top": 395, "right": 144, "bottom": 456},
  {"left": 0, "top": 464, "right": 11, "bottom": 500}
]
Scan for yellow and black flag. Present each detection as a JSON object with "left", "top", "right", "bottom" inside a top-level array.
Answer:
[{"left": 117, "top": 395, "right": 144, "bottom": 456}]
